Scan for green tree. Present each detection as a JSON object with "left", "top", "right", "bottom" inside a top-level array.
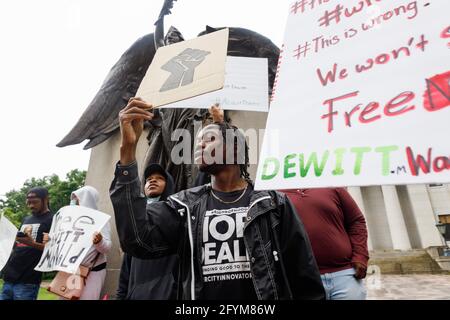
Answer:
[{"left": 0, "top": 169, "right": 86, "bottom": 227}]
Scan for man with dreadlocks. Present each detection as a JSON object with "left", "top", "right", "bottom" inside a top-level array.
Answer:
[{"left": 110, "top": 98, "right": 325, "bottom": 300}]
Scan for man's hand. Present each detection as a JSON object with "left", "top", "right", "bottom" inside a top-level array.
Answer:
[
  {"left": 43, "top": 233, "right": 50, "bottom": 245},
  {"left": 16, "top": 234, "right": 45, "bottom": 251},
  {"left": 209, "top": 103, "right": 224, "bottom": 123},
  {"left": 119, "top": 97, "right": 154, "bottom": 165},
  {"left": 353, "top": 262, "right": 367, "bottom": 279},
  {"left": 16, "top": 234, "right": 34, "bottom": 246},
  {"left": 93, "top": 232, "right": 103, "bottom": 245}
]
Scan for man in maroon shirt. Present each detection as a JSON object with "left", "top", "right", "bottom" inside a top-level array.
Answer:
[{"left": 282, "top": 188, "right": 369, "bottom": 300}]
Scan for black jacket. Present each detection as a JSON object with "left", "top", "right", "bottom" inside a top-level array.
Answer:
[
  {"left": 116, "top": 164, "right": 178, "bottom": 300},
  {"left": 110, "top": 162, "right": 325, "bottom": 300},
  {"left": 116, "top": 252, "right": 178, "bottom": 300}
]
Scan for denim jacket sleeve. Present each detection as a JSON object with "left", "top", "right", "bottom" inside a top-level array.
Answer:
[{"left": 109, "top": 161, "right": 182, "bottom": 259}]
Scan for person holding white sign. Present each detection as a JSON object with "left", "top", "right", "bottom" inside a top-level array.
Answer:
[
  {"left": 110, "top": 98, "right": 325, "bottom": 300},
  {"left": 43, "top": 186, "right": 112, "bottom": 300},
  {"left": 0, "top": 187, "right": 53, "bottom": 300}
]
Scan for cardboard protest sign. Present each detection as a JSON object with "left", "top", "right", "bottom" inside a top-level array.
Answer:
[
  {"left": 163, "top": 56, "right": 269, "bottom": 112},
  {"left": 0, "top": 214, "right": 18, "bottom": 271},
  {"left": 255, "top": 0, "right": 450, "bottom": 190},
  {"left": 136, "top": 28, "right": 229, "bottom": 107},
  {"left": 35, "top": 206, "right": 110, "bottom": 274}
]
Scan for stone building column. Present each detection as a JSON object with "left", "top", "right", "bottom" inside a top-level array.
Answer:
[
  {"left": 381, "top": 185, "right": 412, "bottom": 250},
  {"left": 406, "top": 185, "right": 443, "bottom": 248}
]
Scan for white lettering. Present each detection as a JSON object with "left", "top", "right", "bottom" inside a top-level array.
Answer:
[
  {"left": 204, "top": 242, "right": 216, "bottom": 265},
  {"left": 209, "top": 215, "right": 235, "bottom": 241},
  {"left": 216, "top": 242, "right": 234, "bottom": 263}
]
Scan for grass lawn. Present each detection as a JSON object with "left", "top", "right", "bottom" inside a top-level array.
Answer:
[{"left": 0, "top": 279, "right": 58, "bottom": 300}]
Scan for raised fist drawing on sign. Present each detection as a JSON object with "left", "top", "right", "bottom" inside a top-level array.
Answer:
[{"left": 159, "top": 48, "right": 211, "bottom": 92}]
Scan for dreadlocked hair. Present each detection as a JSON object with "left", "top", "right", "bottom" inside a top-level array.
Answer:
[
  {"left": 218, "top": 121, "right": 251, "bottom": 183},
  {"left": 199, "top": 110, "right": 252, "bottom": 183}
]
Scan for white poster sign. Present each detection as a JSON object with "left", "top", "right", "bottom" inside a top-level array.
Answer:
[
  {"left": 35, "top": 206, "right": 110, "bottom": 274},
  {"left": 163, "top": 57, "right": 269, "bottom": 112},
  {"left": 256, "top": 0, "right": 450, "bottom": 189},
  {"left": 0, "top": 214, "right": 18, "bottom": 271},
  {"left": 136, "top": 28, "right": 229, "bottom": 107}
]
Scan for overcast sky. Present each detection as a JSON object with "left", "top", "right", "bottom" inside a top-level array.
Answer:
[{"left": 0, "top": 0, "right": 289, "bottom": 196}]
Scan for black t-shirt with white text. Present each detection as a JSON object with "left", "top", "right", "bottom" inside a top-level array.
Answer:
[
  {"left": 200, "top": 185, "right": 257, "bottom": 300},
  {"left": 1, "top": 212, "right": 53, "bottom": 284}
]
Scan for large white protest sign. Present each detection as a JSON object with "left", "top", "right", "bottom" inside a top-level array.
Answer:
[
  {"left": 136, "top": 28, "right": 229, "bottom": 107},
  {"left": 35, "top": 206, "right": 110, "bottom": 274},
  {"left": 0, "top": 214, "right": 18, "bottom": 271},
  {"left": 162, "top": 57, "right": 269, "bottom": 112},
  {"left": 255, "top": 0, "right": 450, "bottom": 190}
]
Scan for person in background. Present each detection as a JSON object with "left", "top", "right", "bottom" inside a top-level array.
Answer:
[
  {"left": 116, "top": 163, "right": 178, "bottom": 300},
  {"left": 0, "top": 187, "right": 53, "bottom": 300},
  {"left": 281, "top": 188, "right": 369, "bottom": 300},
  {"left": 44, "top": 186, "right": 112, "bottom": 300}
]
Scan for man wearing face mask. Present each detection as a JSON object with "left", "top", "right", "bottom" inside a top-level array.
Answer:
[
  {"left": 116, "top": 163, "right": 178, "bottom": 300},
  {"left": 0, "top": 187, "right": 53, "bottom": 300}
]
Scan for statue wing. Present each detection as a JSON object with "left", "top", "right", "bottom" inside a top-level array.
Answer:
[{"left": 56, "top": 33, "right": 157, "bottom": 149}]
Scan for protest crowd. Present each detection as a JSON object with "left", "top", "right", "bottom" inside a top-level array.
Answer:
[
  {"left": 1, "top": 0, "right": 448, "bottom": 303},
  {"left": 0, "top": 102, "right": 369, "bottom": 301}
]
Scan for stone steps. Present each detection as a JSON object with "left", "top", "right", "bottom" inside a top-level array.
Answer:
[{"left": 368, "top": 249, "right": 450, "bottom": 275}]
